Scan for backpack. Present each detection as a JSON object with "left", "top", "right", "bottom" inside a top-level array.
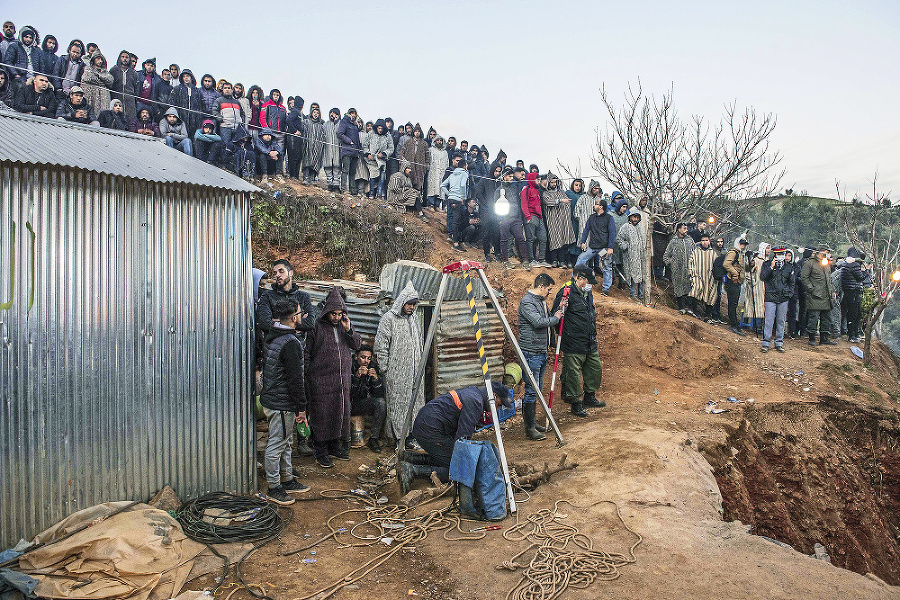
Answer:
[
  {"left": 449, "top": 439, "right": 508, "bottom": 521},
  {"left": 712, "top": 254, "right": 727, "bottom": 280}
]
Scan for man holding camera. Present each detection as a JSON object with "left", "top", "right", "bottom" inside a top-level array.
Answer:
[
  {"left": 760, "top": 247, "right": 796, "bottom": 352},
  {"left": 801, "top": 246, "right": 837, "bottom": 347}
]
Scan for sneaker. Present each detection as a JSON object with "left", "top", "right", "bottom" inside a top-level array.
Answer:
[
  {"left": 679, "top": 309, "right": 687, "bottom": 315},
  {"left": 297, "top": 440, "right": 314, "bottom": 456},
  {"left": 281, "top": 479, "right": 310, "bottom": 494},
  {"left": 761, "top": 347, "right": 769, "bottom": 353},
  {"left": 275, "top": 175, "right": 285, "bottom": 183},
  {"left": 453, "top": 243, "right": 466, "bottom": 253},
  {"left": 521, "top": 261, "right": 532, "bottom": 271},
  {"left": 776, "top": 346, "right": 786, "bottom": 353},
  {"left": 504, "top": 261, "right": 518, "bottom": 269},
  {"left": 405, "top": 439, "right": 424, "bottom": 452},
  {"left": 261, "top": 486, "right": 295, "bottom": 506},
  {"left": 316, "top": 455, "right": 335, "bottom": 468},
  {"left": 330, "top": 449, "right": 351, "bottom": 461}
]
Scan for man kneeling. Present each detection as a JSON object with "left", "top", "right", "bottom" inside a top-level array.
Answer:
[{"left": 400, "top": 382, "right": 511, "bottom": 494}]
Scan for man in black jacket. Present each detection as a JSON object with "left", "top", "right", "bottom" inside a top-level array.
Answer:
[
  {"left": 350, "top": 346, "right": 387, "bottom": 453},
  {"left": 259, "top": 298, "right": 310, "bottom": 505},
  {"left": 13, "top": 73, "right": 56, "bottom": 118},
  {"left": 551, "top": 265, "right": 604, "bottom": 416},
  {"left": 841, "top": 247, "right": 868, "bottom": 343},
  {"left": 400, "top": 382, "right": 512, "bottom": 494},
  {"left": 760, "top": 247, "right": 796, "bottom": 353}
]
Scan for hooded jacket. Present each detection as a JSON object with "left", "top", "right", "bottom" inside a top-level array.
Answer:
[
  {"left": 840, "top": 247, "right": 867, "bottom": 292},
  {"left": 255, "top": 128, "right": 283, "bottom": 155},
  {"left": 259, "top": 91, "right": 287, "bottom": 132},
  {"left": 337, "top": 112, "right": 362, "bottom": 157},
  {"left": 441, "top": 166, "right": 470, "bottom": 202},
  {"left": 194, "top": 119, "right": 222, "bottom": 143},
  {"left": 3, "top": 26, "right": 45, "bottom": 80},
  {"left": 426, "top": 137, "right": 449, "bottom": 198},
  {"left": 476, "top": 166, "right": 502, "bottom": 217},
  {"left": 129, "top": 108, "right": 160, "bottom": 137},
  {"left": 51, "top": 42, "right": 85, "bottom": 96},
  {"left": 260, "top": 322, "right": 307, "bottom": 413},
  {"left": 56, "top": 92, "right": 97, "bottom": 124},
  {"left": 158, "top": 106, "right": 188, "bottom": 141},
  {"left": 247, "top": 85, "right": 264, "bottom": 128},
  {"left": 98, "top": 100, "right": 129, "bottom": 130},
  {"left": 198, "top": 74, "right": 221, "bottom": 113},
  {"left": 301, "top": 105, "right": 326, "bottom": 170},
  {"left": 520, "top": 172, "right": 543, "bottom": 220},
  {"left": 41, "top": 35, "right": 59, "bottom": 73},
  {"left": 365, "top": 119, "right": 394, "bottom": 172},
  {"left": 398, "top": 124, "right": 428, "bottom": 190},
  {"left": 575, "top": 180, "right": 601, "bottom": 240},
  {"left": 0, "top": 67, "right": 13, "bottom": 107},
  {"left": 13, "top": 76, "right": 57, "bottom": 117},
  {"left": 801, "top": 252, "right": 835, "bottom": 312},
  {"left": 109, "top": 53, "right": 138, "bottom": 121},
  {"left": 304, "top": 287, "right": 362, "bottom": 441},
  {"left": 168, "top": 69, "right": 202, "bottom": 136},
  {"left": 551, "top": 280, "right": 597, "bottom": 354},
  {"left": 81, "top": 50, "right": 113, "bottom": 117},
  {"left": 760, "top": 256, "right": 796, "bottom": 303},
  {"left": 285, "top": 96, "right": 305, "bottom": 154},
  {"left": 374, "top": 282, "right": 425, "bottom": 438}
]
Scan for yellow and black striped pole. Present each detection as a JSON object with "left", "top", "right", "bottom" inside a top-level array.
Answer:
[{"left": 463, "top": 269, "right": 517, "bottom": 512}]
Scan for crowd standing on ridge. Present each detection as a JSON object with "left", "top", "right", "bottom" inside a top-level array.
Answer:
[{"left": 2, "top": 20, "right": 878, "bottom": 503}]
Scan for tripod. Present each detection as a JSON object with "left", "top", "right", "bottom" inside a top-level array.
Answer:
[{"left": 396, "top": 260, "right": 566, "bottom": 513}]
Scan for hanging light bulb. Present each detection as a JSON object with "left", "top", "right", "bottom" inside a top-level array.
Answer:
[
  {"left": 892, "top": 270, "right": 900, "bottom": 282},
  {"left": 495, "top": 187, "right": 510, "bottom": 217},
  {"left": 707, "top": 215, "right": 716, "bottom": 224}
]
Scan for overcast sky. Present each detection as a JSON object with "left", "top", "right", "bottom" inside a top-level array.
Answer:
[{"left": 5, "top": 0, "right": 898, "bottom": 199}]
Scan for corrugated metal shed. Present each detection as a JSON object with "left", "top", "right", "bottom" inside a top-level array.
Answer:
[
  {"left": 1, "top": 115, "right": 255, "bottom": 548},
  {"left": 0, "top": 111, "right": 258, "bottom": 191},
  {"left": 379, "top": 260, "right": 499, "bottom": 302}
]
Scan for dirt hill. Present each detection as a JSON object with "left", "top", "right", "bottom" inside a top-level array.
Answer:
[{"left": 237, "top": 181, "right": 900, "bottom": 599}]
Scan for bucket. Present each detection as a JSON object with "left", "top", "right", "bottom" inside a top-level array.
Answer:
[
  {"left": 350, "top": 416, "right": 365, "bottom": 448},
  {"left": 503, "top": 363, "right": 523, "bottom": 387}
]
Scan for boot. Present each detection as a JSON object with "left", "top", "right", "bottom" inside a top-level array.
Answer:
[
  {"left": 402, "top": 451, "right": 432, "bottom": 466},
  {"left": 808, "top": 333, "right": 818, "bottom": 347},
  {"left": 399, "top": 461, "right": 434, "bottom": 495},
  {"left": 582, "top": 392, "right": 606, "bottom": 408},
  {"left": 523, "top": 403, "right": 546, "bottom": 441},
  {"left": 820, "top": 332, "right": 838, "bottom": 346},
  {"left": 570, "top": 400, "right": 588, "bottom": 417}
]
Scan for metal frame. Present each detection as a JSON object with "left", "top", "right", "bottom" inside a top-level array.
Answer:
[{"left": 396, "top": 260, "right": 566, "bottom": 513}]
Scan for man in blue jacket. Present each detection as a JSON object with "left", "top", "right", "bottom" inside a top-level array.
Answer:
[
  {"left": 337, "top": 107, "right": 362, "bottom": 195},
  {"left": 400, "top": 382, "right": 512, "bottom": 494}
]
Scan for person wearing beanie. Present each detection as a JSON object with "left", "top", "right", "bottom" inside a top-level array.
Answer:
[
  {"left": 551, "top": 265, "right": 605, "bottom": 417},
  {"left": 800, "top": 246, "right": 837, "bottom": 346},
  {"left": 98, "top": 98, "right": 129, "bottom": 130}
]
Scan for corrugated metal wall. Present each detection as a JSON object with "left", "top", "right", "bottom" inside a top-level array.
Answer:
[
  {"left": 435, "top": 300, "right": 504, "bottom": 394},
  {"left": 0, "top": 163, "right": 254, "bottom": 548}
]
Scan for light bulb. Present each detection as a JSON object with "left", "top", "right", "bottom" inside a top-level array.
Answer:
[
  {"left": 892, "top": 271, "right": 900, "bottom": 282},
  {"left": 707, "top": 216, "right": 716, "bottom": 224},
  {"left": 495, "top": 188, "right": 510, "bottom": 217},
  {"left": 821, "top": 258, "right": 829, "bottom": 267}
]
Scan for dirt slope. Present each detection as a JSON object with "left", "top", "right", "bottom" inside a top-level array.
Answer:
[{"left": 237, "top": 182, "right": 900, "bottom": 599}]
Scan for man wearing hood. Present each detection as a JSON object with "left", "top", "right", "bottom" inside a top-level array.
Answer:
[
  {"left": 41, "top": 35, "right": 59, "bottom": 74},
  {"left": 130, "top": 106, "right": 159, "bottom": 137},
  {"left": 56, "top": 85, "right": 98, "bottom": 125},
  {"left": 663, "top": 223, "right": 695, "bottom": 312},
  {"left": 400, "top": 382, "right": 513, "bottom": 493},
  {"left": 743, "top": 242, "right": 769, "bottom": 333},
  {"left": 615, "top": 211, "right": 647, "bottom": 301},
  {"left": 542, "top": 173, "right": 576, "bottom": 268},
  {"left": 110, "top": 50, "right": 138, "bottom": 122},
  {"left": 610, "top": 194, "right": 630, "bottom": 288},
  {"left": 255, "top": 128, "right": 284, "bottom": 183},
  {"left": 259, "top": 89, "right": 287, "bottom": 159},
  {"left": 388, "top": 161, "right": 425, "bottom": 218},
  {"left": 399, "top": 123, "right": 428, "bottom": 192},
  {"left": 688, "top": 233, "right": 718, "bottom": 321},
  {"left": 159, "top": 107, "right": 192, "bottom": 155},
  {"left": 521, "top": 172, "right": 548, "bottom": 266},
  {"left": 301, "top": 103, "right": 326, "bottom": 185},
  {"left": 285, "top": 95, "right": 305, "bottom": 179},
  {"left": 99, "top": 99, "right": 129, "bottom": 131},
  {"left": 323, "top": 107, "right": 342, "bottom": 191},
  {"left": 840, "top": 247, "right": 868, "bottom": 343},
  {"left": 194, "top": 119, "right": 224, "bottom": 166},
  {"left": 801, "top": 247, "right": 837, "bottom": 346},
  {"left": 81, "top": 49, "right": 113, "bottom": 118},
  {"left": 198, "top": 74, "right": 220, "bottom": 114},
  {"left": 442, "top": 159, "right": 471, "bottom": 251},
  {"left": 476, "top": 163, "right": 503, "bottom": 262},
  {"left": 575, "top": 180, "right": 602, "bottom": 245},
  {"left": 13, "top": 73, "right": 56, "bottom": 117},
  {"left": 337, "top": 107, "right": 363, "bottom": 195},
  {"left": 565, "top": 179, "right": 585, "bottom": 268},
  {"left": 0, "top": 67, "right": 13, "bottom": 109},
  {"left": 305, "top": 287, "right": 362, "bottom": 468},
  {"left": 51, "top": 40, "right": 85, "bottom": 99},
  {"left": 791, "top": 247, "right": 814, "bottom": 338},
  {"left": 3, "top": 25, "right": 44, "bottom": 84},
  {"left": 497, "top": 167, "right": 531, "bottom": 270},
  {"left": 374, "top": 282, "right": 425, "bottom": 451},
  {"left": 365, "top": 118, "right": 394, "bottom": 199},
  {"left": 213, "top": 82, "right": 246, "bottom": 169},
  {"left": 168, "top": 69, "right": 203, "bottom": 139},
  {"left": 426, "top": 135, "right": 449, "bottom": 209}
]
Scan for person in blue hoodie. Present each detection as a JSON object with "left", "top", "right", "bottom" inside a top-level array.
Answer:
[
  {"left": 255, "top": 127, "right": 284, "bottom": 184},
  {"left": 337, "top": 107, "right": 363, "bottom": 195},
  {"left": 441, "top": 159, "right": 471, "bottom": 251},
  {"left": 194, "top": 119, "right": 224, "bottom": 166}
]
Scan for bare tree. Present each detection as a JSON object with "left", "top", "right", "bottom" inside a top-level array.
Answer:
[
  {"left": 838, "top": 174, "right": 900, "bottom": 365},
  {"left": 564, "top": 81, "right": 784, "bottom": 302}
]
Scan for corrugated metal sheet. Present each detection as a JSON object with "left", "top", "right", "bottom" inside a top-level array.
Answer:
[
  {"left": 0, "top": 162, "right": 254, "bottom": 548},
  {"left": 379, "top": 260, "right": 501, "bottom": 302},
  {"left": 434, "top": 300, "right": 505, "bottom": 394},
  {"left": 0, "top": 111, "right": 258, "bottom": 192}
]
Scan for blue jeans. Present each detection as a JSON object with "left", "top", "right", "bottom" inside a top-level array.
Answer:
[
  {"left": 575, "top": 249, "right": 613, "bottom": 291},
  {"left": 522, "top": 351, "right": 548, "bottom": 405},
  {"left": 629, "top": 281, "right": 644, "bottom": 298},
  {"left": 165, "top": 136, "right": 193, "bottom": 156},
  {"left": 763, "top": 301, "right": 788, "bottom": 348}
]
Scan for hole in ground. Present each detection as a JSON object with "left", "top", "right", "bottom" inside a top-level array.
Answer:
[{"left": 703, "top": 399, "right": 900, "bottom": 584}]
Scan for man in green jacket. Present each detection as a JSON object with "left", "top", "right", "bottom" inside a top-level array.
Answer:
[{"left": 800, "top": 246, "right": 837, "bottom": 347}]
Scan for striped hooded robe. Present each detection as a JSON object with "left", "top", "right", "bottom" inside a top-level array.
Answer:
[
  {"left": 543, "top": 172, "right": 576, "bottom": 250},
  {"left": 688, "top": 243, "right": 718, "bottom": 305},
  {"left": 742, "top": 242, "right": 769, "bottom": 320},
  {"left": 663, "top": 234, "right": 695, "bottom": 297},
  {"left": 301, "top": 104, "right": 326, "bottom": 171}
]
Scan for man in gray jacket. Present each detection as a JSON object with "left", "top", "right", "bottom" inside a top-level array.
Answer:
[
  {"left": 159, "top": 107, "right": 192, "bottom": 156},
  {"left": 517, "top": 273, "right": 565, "bottom": 440}
]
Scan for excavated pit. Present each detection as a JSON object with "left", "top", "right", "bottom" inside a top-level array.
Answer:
[{"left": 704, "top": 396, "right": 900, "bottom": 584}]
